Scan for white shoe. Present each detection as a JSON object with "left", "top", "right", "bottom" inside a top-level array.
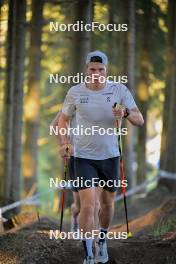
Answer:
[
  {"left": 95, "top": 241, "right": 108, "bottom": 263},
  {"left": 83, "top": 256, "right": 94, "bottom": 264}
]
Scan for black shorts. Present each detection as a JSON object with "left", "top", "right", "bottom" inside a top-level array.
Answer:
[
  {"left": 68, "top": 156, "right": 120, "bottom": 192},
  {"left": 68, "top": 156, "right": 78, "bottom": 192}
]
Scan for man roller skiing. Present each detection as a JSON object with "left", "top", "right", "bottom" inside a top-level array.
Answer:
[{"left": 58, "top": 51, "right": 144, "bottom": 264}]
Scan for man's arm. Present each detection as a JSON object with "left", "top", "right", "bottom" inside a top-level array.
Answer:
[
  {"left": 56, "top": 87, "right": 75, "bottom": 157},
  {"left": 126, "top": 107, "right": 144, "bottom": 126},
  {"left": 112, "top": 105, "right": 144, "bottom": 126},
  {"left": 58, "top": 112, "right": 73, "bottom": 158},
  {"left": 58, "top": 112, "right": 71, "bottom": 145},
  {"left": 113, "top": 85, "right": 144, "bottom": 126},
  {"left": 50, "top": 111, "right": 61, "bottom": 145},
  {"left": 50, "top": 111, "right": 61, "bottom": 129},
  {"left": 50, "top": 111, "right": 72, "bottom": 157}
]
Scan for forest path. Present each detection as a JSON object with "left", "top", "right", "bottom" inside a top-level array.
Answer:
[{"left": 0, "top": 187, "right": 176, "bottom": 264}]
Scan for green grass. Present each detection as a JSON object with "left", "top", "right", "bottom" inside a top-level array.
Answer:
[{"left": 153, "top": 218, "right": 176, "bottom": 237}]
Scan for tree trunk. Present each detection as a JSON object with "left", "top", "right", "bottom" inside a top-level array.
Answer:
[
  {"left": 1, "top": 0, "right": 27, "bottom": 218},
  {"left": 107, "top": 0, "right": 116, "bottom": 72},
  {"left": 0, "top": 1, "right": 5, "bottom": 201},
  {"left": 23, "top": 0, "right": 44, "bottom": 196},
  {"left": 71, "top": 0, "right": 92, "bottom": 75},
  {"left": 136, "top": 0, "right": 152, "bottom": 184},
  {"left": 123, "top": 0, "right": 136, "bottom": 189},
  {"left": 11, "top": 0, "right": 27, "bottom": 209},
  {"left": 1, "top": 0, "right": 16, "bottom": 206},
  {"left": 158, "top": 0, "right": 176, "bottom": 191},
  {"left": 119, "top": 0, "right": 136, "bottom": 189}
]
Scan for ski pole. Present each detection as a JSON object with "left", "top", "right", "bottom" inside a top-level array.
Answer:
[
  {"left": 114, "top": 103, "right": 132, "bottom": 238},
  {"left": 59, "top": 146, "right": 69, "bottom": 233}
]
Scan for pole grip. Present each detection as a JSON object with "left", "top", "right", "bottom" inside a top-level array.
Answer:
[{"left": 113, "top": 102, "right": 122, "bottom": 126}]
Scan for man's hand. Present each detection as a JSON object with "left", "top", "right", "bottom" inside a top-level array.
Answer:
[
  {"left": 59, "top": 143, "right": 73, "bottom": 159},
  {"left": 112, "top": 104, "right": 125, "bottom": 119},
  {"left": 112, "top": 103, "right": 144, "bottom": 126}
]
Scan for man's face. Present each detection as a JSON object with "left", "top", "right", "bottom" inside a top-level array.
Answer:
[{"left": 85, "top": 62, "right": 107, "bottom": 86}]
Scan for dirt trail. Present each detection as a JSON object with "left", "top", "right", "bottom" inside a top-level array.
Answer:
[
  {"left": 0, "top": 221, "right": 176, "bottom": 264},
  {"left": 0, "top": 188, "right": 176, "bottom": 264}
]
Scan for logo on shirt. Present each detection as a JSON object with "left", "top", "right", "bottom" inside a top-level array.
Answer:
[
  {"left": 80, "top": 96, "right": 89, "bottom": 103},
  {"left": 107, "top": 96, "right": 111, "bottom": 102},
  {"left": 102, "top": 92, "right": 113, "bottom": 95}
]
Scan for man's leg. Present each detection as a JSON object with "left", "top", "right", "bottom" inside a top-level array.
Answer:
[
  {"left": 71, "top": 188, "right": 100, "bottom": 232},
  {"left": 99, "top": 189, "right": 116, "bottom": 229},
  {"left": 97, "top": 157, "right": 119, "bottom": 243},
  {"left": 79, "top": 187, "right": 96, "bottom": 232},
  {"left": 71, "top": 191, "right": 80, "bottom": 217},
  {"left": 95, "top": 189, "right": 116, "bottom": 263},
  {"left": 71, "top": 191, "right": 80, "bottom": 232},
  {"left": 79, "top": 187, "right": 96, "bottom": 261},
  {"left": 68, "top": 156, "right": 81, "bottom": 232},
  {"left": 94, "top": 187, "right": 101, "bottom": 230},
  {"left": 74, "top": 157, "right": 100, "bottom": 263}
]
